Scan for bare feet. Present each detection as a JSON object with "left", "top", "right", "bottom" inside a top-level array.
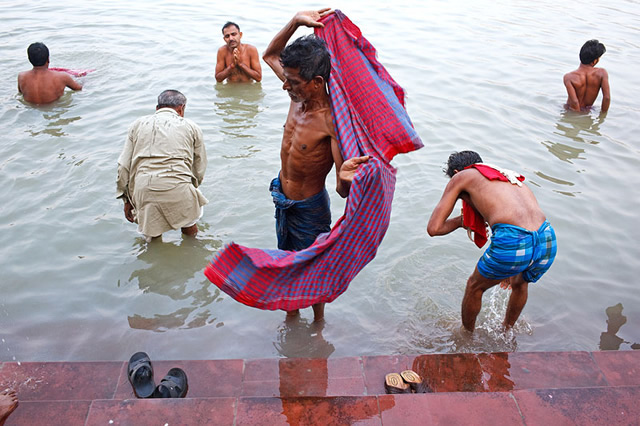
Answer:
[
  {"left": 312, "top": 303, "right": 325, "bottom": 322},
  {"left": 286, "top": 309, "right": 300, "bottom": 318},
  {"left": 0, "top": 390, "right": 18, "bottom": 426},
  {"left": 181, "top": 224, "right": 198, "bottom": 237}
]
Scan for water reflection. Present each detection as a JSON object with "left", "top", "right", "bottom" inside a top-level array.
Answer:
[
  {"left": 214, "top": 82, "right": 265, "bottom": 144},
  {"left": 542, "top": 110, "right": 606, "bottom": 163},
  {"left": 275, "top": 318, "right": 334, "bottom": 404},
  {"left": 412, "top": 352, "right": 515, "bottom": 392},
  {"left": 20, "top": 94, "right": 81, "bottom": 137},
  {"left": 125, "top": 236, "right": 224, "bottom": 331},
  {"left": 274, "top": 316, "right": 335, "bottom": 359},
  {"left": 599, "top": 303, "right": 640, "bottom": 351}
]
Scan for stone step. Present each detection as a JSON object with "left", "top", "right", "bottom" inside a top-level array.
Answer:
[
  {"left": 7, "top": 386, "right": 640, "bottom": 425},
  {"left": 2, "top": 350, "right": 639, "bottom": 424}
]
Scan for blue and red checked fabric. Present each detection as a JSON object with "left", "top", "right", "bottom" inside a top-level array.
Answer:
[{"left": 203, "top": 10, "right": 422, "bottom": 310}]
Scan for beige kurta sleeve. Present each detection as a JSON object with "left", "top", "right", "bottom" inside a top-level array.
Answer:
[
  {"left": 116, "top": 123, "right": 136, "bottom": 200},
  {"left": 191, "top": 123, "right": 207, "bottom": 188}
]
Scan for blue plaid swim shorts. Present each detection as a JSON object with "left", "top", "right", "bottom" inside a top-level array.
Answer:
[{"left": 477, "top": 220, "right": 557, "bottom": 283}]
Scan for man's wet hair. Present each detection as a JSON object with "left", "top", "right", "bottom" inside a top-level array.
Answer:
[
  {"left": 579, "top": 39, "right": 606, "bottom": 65},
  {"left": 27, "top": 42, "right": 49, "bottom": 67},
  {"left": 444, "top": 150, "right": 483, "bottom": 177},
  {"left": 222, "top": 21, "right": 239, "bottom": 33},
  {"left": 157, "top": 90, "right": 187, "bottom": 108},
  {"left": 280, "top": 35, "right": 330, "bottom": 82}
]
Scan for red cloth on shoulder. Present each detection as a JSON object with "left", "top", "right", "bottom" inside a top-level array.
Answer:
[{"left": 461, "top": 164, "right": 525, "bottom": 248}]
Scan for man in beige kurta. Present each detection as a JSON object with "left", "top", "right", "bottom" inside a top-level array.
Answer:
[{"left": 117, "top": 90, "right": 208, "bottom": 239}]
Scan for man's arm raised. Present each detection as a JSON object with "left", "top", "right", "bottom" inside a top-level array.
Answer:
[{"left": 263, "top": 8, "right": 331, "bottom": 82}]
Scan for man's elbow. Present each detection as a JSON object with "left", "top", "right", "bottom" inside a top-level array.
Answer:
[
  {"left": 262, "top": 53, "right": 276, "bottom": 68},
  {"left": 336, "top": 184, "right": 349, "bottom": 199},
  {"left": 427, "top": 221, "right": 441, "bottom": 237}
]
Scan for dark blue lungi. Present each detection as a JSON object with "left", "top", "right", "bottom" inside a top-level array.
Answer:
[{"left": 270, "top": 175, "right": 331, "bottom": 251}]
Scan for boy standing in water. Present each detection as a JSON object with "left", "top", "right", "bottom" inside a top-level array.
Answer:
[
  {"left": 563, "top": 39, "right": 610, "bottom": 112},
  {"left": 18, "top": 42, "right": 82, "bottom": 104}
]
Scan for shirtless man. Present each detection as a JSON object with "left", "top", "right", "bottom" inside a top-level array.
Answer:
[
  {"left": 215, "top": 22, "right": 262, "bottom": 83},
  {"left": 427, "top": 151, "right": 557, "bottom": 332},
  {"left": 263, "top": 8, "right": 364, "bottom": 321},
  {"left": 564, "top": 39, "right": 610, "bottom": 112},
  {"left": 18, "top": 42, "right": 82, "bottom": 104}
]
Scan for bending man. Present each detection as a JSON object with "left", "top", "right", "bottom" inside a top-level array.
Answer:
[
  {"left": 117, "top": 90, "right": 208, "bottom": 241},
  {"left": 427, "top": 151, "right": 557, "bottom": 332}
]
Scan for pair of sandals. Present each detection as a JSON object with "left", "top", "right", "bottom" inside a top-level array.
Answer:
[
  {"left": 127, "top": 352, "right": 188, "bottom": 398},
  {"left": 384, "top": 370, "right": 431, "bottom": 394}
]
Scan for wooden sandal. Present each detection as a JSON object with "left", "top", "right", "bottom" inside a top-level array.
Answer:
[
  {"left": 400, "top": 370, "right": 432, "bottom": 393},
  {"left": 384, "top": 373, "right": 411, "bottom": 394}
]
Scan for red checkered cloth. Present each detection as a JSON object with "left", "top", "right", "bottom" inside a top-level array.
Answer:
[{"left": 204, "top": 10, "right": 422, "bottom": 310}]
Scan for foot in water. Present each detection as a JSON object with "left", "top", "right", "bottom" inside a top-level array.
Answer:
[{"left": 0, "top": 390, "right": 18, "bottom": 426}]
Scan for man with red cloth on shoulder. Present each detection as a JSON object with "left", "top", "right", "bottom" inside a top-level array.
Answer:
[{"left": 427, "top": 151, "right": 557, "bottom": 332}]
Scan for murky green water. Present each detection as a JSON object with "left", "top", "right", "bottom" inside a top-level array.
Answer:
[{"left": 1, "top": 0, "right": 639, "bottom": 361}]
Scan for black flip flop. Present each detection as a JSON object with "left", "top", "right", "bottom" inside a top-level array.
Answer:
[
  {"left": 154, "top": 368, "right": 189, "bottom": 398},
  {"left": 128, "top": 352, "right": 155, "bottom": 398}
]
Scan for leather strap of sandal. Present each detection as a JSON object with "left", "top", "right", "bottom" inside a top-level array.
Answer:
[
  {"left": 129, "top": 360, "right": 151, "bottom": 381},
  {"left": 158, "top": 378, "right": 182, "bottom": 398}
]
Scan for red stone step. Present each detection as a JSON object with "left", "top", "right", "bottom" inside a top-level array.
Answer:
[{"left": 1, "top": 350, "right": 638, "bottom": 425}]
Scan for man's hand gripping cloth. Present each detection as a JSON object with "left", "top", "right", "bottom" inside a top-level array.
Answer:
[
  {"left": 204, "top": 10, "right": 423, "bottom": 310},
  {"left": 462, "top": 164, "right": 525, "bottom": 248}
]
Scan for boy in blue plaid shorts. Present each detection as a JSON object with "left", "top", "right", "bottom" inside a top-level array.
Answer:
[{"left": 427, "top": 151, "right": 557, "bottom": 332}]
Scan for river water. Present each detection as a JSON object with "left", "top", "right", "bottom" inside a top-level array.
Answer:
[{"left": 1, "top": 0, "right": 639, "bottom": 362}]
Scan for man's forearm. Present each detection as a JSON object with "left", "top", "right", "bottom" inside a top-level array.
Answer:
[
  {"left": 263, "top": 16, "right": 300, "bottom": 74},
  {"left": 237, "top": 62, "right": 261, "bottom": 81},
  {"left": 215, "top": 65, "right": 233, "bottom": 82},
  {"left": 427, "top": 215, "right": 463, "bottom": 237}
]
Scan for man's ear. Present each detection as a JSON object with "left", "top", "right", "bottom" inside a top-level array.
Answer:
[{"left": 312, "top": 75, "right": 325, "bottom": 89}]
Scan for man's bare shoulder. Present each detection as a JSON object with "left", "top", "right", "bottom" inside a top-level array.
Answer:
[
  {"left": 563, "top": 69, "right": 581, "bottom": 81},
  {"left": 244, "top": 43, "right": 259, "bottom": 53},
  {"left": 322, "top": 107, "right": 336, "bottom": 136},
  {"left": 594, "top": 67, "right": 608, "bottom": 78}
]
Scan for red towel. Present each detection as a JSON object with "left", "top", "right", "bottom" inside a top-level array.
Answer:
[{"left": 50, "top": 67, "right": 95, "bottom": 77}]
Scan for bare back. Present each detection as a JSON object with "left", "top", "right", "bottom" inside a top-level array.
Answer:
[
  {"left": 458, "top": 169, "right": 546, "bottom": 230},
  {"left": 18, "top": 68, "right": 81, "bottom": 104},
  {"left": 280, "top": 102, "right": 337, "bottom": 200},
  {"left": 564, "top": 65, "right": 610, "bottom": 111}
]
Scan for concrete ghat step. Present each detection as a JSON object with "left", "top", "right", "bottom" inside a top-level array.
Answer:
[{"left": 1, "top": 350, "right": 639, "bottom": 425}]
